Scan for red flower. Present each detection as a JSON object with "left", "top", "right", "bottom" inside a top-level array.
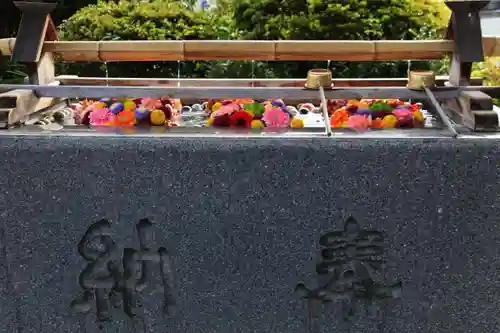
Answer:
[
  {"left": 159, "top": 104, "right": 174, "bottom": 120},
  {"left": 230, "top": 111, "right": 254, "bottom": 128},
  {"left": 212, "top": 114, "right": 232, "bottom": 127}
]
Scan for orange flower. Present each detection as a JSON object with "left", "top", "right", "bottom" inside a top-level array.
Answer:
[
  {"left": 371, "top": 117, "right": 383, "bottom": 129},
  {"left": 115, "top": 109, "right": 136, "bottom": 126},
  {"left": 235, "top": 98, "right": 254, "bottom": 105},
  {"left": 330, "top": 108, "right": 349, "bottom": 127}
]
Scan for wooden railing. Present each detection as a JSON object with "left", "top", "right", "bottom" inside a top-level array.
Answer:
[{"left": 1, "top": 38, "right": 500, "bottom": 61}]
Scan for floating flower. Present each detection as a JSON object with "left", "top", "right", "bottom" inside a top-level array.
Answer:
[
  {"left": 386, "top": 99, "right": 404, "bottom": 107},
  {"left": 205, "top": 117, "right": 215, "bottom": 127},
  {"left": 330, "top": 108, "right": 349, "bottom": 127},
  {"left": 89, "top": 108, "right": 113, "bottom": 126},
  {"left": 160, "top": 98, "right": 172, "bottom": 106},
  {"left": 413, "top": 110, "right": 425, "bottom": 123},
  {"left": 370, "top": 102, "right": 392, "bottom": 112},
  {"left": 326, "top": 99, "right": 347, "bottom": 114},
  {"left": 271, "top": 100, "right": 284, "bottom": 107},
  {"left": 393, "top": 109, "right": 414, "bottom": 127},
  {"left": 79, "top": 99, "right": 94, "bottom": 110},
  {"left": 85, "top": 101, "right": 106, "bottom": 113},
  {"left": 356, "top": 108, "right": 372, "bottom": 116},
  {"left": 104, "top": 114, "right": 117, "bottom": 126},
  {"left": 290, "top": 118, "right": 305, "bottom": 128},
  {"left": 347, "top": 115, "right": 370, "bottom": 130},
  {"left": 381, "top": 115, "right": 398, "bottom": 128},
  {"left": 251, "top": 120, "right": 265, "bottom": 129},
  {"left": 211, "top": 101, "right": 222, "bottom": 113},
  {"left": 141, "top": 98, "right": 162, "bottom": 109},
  {"left": 235, "top": 98, "right": 254, "bottom": 105},
  {"left": 243, "top": 102, "right": 265, "bottom": 117},
  {"left": 262, "top": 108, "right": 290, "bottom": 128},
  {"left": 371, "top": 117, "right": 383, "bottom": 129},
  {"left": 150, "top": 109, "right": 166, "bottom": 126},
  {"left": 212, "top": 103, "right": 239, "bottom": 118},
  {"left": 230, "top": 111, "right": 253, "bottom": 128},
  {"left": 300, "top": 103, "right": 315, "bottom": 111},
  {"left": 115, "top": 109, "right": 136, "bottom": 126},
  {"left": 160, "top": 104, "right": 174, "bottom": 120},
  {"left": 78, "top": 110, "right": 92, "bottom": 126},
  {"left": 99, "top": 98, "right": 112, "bottom": 107},
  {"left": 212, "top": 114, "right": 231, "bottom": 127},
  {"left": 123, "top": 100, "right": 137, "bottom": 111},
  {"left": 135, "top": 106, "right": 151, "bottom": 121},
  {"left": 407, "top": 103, "right": 421, "bottom": 112}
]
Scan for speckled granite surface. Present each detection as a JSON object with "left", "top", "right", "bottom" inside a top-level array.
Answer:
[{"left": 1, "top": 136, "right": 500, "bottom": 333}]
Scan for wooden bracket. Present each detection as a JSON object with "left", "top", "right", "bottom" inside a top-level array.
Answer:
[
  {"left": 1, "top": 0, "right": 61, "bottom": 128},
  {"left": 445, "top": 0, "right": 489, "bottom": 85},
  {"left": 444, "top": 0, "right": 498, "bottom": 131},
  {"left": 12, "top": 0, "right": 58, "bottom": 85}
]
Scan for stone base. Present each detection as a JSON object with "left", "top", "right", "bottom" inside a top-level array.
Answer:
[{"left": 0, "top": 136, "right": 499, "bottom": 333}]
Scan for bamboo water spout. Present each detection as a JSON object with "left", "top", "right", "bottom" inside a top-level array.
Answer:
[{"left": 1, "top": 38, "right": 500, "bottom": 62}]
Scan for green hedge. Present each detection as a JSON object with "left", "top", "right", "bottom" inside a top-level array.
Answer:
[{"left": 0, "top": 0, "right": 452, "bottom": 81}]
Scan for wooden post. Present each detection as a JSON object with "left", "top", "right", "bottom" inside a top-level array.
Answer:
[
  {"left": 445, "top": 0, "right": 498, "bottom": 131},
  {"left": 0, "top": 0, "right": 60, "bottom": 128}
]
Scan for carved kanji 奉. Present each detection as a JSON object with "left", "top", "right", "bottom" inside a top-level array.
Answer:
[{"left": 296, "top": 216, "right": 402, "bottom": 319}]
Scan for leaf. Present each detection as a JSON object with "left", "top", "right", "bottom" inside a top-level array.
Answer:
[{"left": 243, "top": 102, "right": 265, "bottom": 116}]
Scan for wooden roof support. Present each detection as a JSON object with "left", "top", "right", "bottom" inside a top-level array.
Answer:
[{"left": 1, "top": 0, "right": 61, "bottom": 128}]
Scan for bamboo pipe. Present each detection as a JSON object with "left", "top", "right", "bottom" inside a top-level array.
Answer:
[
  {"left": 2, "top": 37, "right": 499, "bottom": 62},
  {"left": 43, "top": 40, "right": 455, "bottom": 61}
]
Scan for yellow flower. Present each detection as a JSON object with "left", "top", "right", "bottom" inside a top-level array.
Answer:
[
  {"left": 123, "top": 100, "right": 136, "bottom": 111},
  {"left": 212, "top": 102, "right": 222, "bottom": 112},
  {"left": 381, "top": 115, "right": 398, "bottom": 128},
  {"left": 290, "top": 118, "right": 304, "bottom": 128},
  {"left": 205, "top": 117, "right": 215, "bottom": 126},
  {"left": 251, "top": 120, "right": 265, "bottom": 129},
  {"left": 150, "top": 109, "right": 166, "bottom": 126},
  {"left": 413, "top": 110, "right": 424, "bottom": 122}
]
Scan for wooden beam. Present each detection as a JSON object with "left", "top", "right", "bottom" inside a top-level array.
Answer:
[
  {"left": 0, "top": 84, "right": 477, "bottom": 100},
  {"left": 55, "top": 75, "right": 484, "bottom": 88}
]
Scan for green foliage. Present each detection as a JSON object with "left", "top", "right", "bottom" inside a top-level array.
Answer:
[
  {"left": 0, "top": 58, "right": 26, "bottom": 84},
  {"left": 227, "top": 0, "right": 450, "bottom": 78},
  {"left": 473, "top": 57, "right": 500, "bottom": 105},
  {"left": 59, "top": 0, "right": 232, "bottom": 78},
  {"left": 55, "top": 0, "right": 453, "bottom": 79}
]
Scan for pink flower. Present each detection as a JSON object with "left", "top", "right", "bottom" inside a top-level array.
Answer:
[
  {"left": 347, "top": 115, "right": 370, "bottom": 130},
  {"left": 262, "top": 107, "right": 290, "bottom": 128},
  {"left": 212, "top": 103, "right": 240, "bottom": 118},
  {"left": 392, "top": 109, "right": 414, "bottom": 123},
  {"left": 141, "top": 98, "right": 162, "bottom": 109},
  {"left": 89, "top": 107, "right": 113, "bottom": 126}
]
